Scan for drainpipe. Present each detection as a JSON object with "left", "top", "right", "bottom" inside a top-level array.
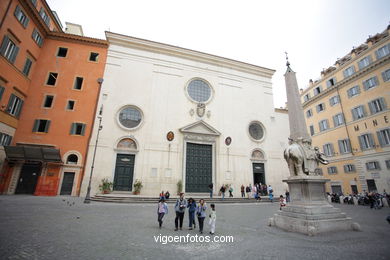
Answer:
[{"left": 0, "top": 0, "right": 12, "bottom": 29}]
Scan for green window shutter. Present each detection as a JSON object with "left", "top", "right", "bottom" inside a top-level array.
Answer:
[
  {"left": 15, "top": 99, "right": 23, "bottom": 118},
  {"left": 0, "top": 36, "right": 9, "bottom": 55},
  {"left": 23, "top": 16, "right": 29, "bottom": 28},
  {"left": 377, "top": 131, "right": 385, "bottom": 147},
  {"left": 6, "top": 94, "right": 16, "bottom": 113},
  {"left": 9, "top": 45, "right": 19, "bottom": 64},
  {"left": 368, "top": 101, "right": 375, "bottom": 114},
  {"left": 32, "top": 120, "right": 39, "bottom": 132},
  {"left": 338, "top": 140, "right": 344, "bottom": 154},
  {"left": 368, "top": 133, "right": 375, "bottom": 147},
  {"left": 70, "top": 123, "right": 76, "bottom": 135},
  {"left": 358, "top": 136, "right": 364, "bottom": 150},
  {"left": 81, "top": 124, "right": 86, "bottom": 136},
  {"left": 44, "top": 120, "right": 51, "bottom": 133},
  {"left": 23, "top": 58, "right": 32, "bottom": 76},
  {"left": 0, "top": 86, "right": 4, "bottom": 101},
  {"left": 14, "top": 5, "right": 21, "bottom": 17}
]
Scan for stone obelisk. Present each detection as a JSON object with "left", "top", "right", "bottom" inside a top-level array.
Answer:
[{"left": 269, "top": 55, "right": 360, "bottom": 236}]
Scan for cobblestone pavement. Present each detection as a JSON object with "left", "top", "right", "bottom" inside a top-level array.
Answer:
[{"left": 0, "top": 196, "right": 389, "bottom": 260}]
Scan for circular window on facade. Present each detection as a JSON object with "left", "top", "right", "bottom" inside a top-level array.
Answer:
[
  {"left": 118, "top": 106, "right": 142, "bottom": 129},
  {"left": 187, "top": 79, "right": 211, "bottom": 102},
  {"left": 249, "top": 122, "right": 265, "bottom": 141}
]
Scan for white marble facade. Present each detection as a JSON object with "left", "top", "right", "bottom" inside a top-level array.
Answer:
[{"left": 80, "top": 32, "right": 290, "bottom": 197}]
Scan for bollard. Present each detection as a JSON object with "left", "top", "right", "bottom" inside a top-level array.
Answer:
[
  {"left": 328, "top": 195, "right": 332, "bottom": 203},
  {"left": 353, "top": 197, "right": 358, "bottom": 205},
  {"left": 339, "top": 196, "right": 344, "bottom": 204}
]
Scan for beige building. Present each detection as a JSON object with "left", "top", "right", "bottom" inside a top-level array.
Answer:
[{"left": 300, "top": 26, "right": 390, "bottom": 195}]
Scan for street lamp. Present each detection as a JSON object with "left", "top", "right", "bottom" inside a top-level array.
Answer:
[{"left": 84, "top": 106, "right": 103, "bottom": 203}]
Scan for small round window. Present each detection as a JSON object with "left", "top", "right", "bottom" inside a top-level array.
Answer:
[
  {"left": 249, "top": 122, "right": 265, "bottom": 141},
  {"left": 118, "top": 106, "right": 142, "bottom": 129},
  {"left": 187, "top": 79, "right": 211, "bottom": 102}
]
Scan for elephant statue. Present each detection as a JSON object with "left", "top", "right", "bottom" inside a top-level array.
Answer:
[{"left": 284, "top": 138, "right": 329, "bottom": 176}]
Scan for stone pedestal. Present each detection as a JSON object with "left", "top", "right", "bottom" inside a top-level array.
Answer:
[{"left": 269, "top": 176, "right": 359, "bottom": 236}]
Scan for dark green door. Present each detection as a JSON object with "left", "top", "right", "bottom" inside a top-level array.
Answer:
[
  {"left": 113, "top": 154, "right": 135, "bottom": 191},
  {"left": 15, "top": 163, "right": 41, "bottom": 194},
  {"left": 253, "top": 163, "right": 265, "bottom": 185},
  {"left": 60, "top": 172, "right": 75, "bottom": 195},
  {"left": 186, "top": 143, "right": 212, "bottom": 192}
]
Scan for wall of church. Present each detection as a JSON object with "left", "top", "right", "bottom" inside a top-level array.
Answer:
[{"left": 80, "top": 33, "right": 290, "bottom": 197}]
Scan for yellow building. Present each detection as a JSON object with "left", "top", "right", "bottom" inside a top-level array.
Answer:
[{"left": 301, "top": 26, "right": 390, "bottom": 195}]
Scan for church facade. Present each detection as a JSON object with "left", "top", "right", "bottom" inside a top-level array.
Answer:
[{"left": 81, "top": 32, "right": 290, "bottom": 197}]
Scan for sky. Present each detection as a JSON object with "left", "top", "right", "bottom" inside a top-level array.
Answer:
[{"left": 46, "top": 0, "right": 389, "bottom": 108}]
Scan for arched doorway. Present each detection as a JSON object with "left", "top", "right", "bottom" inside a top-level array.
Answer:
[
  {"left": 251, "top": 149, "right": 266, "bottom": 185},
  {"left": 113, "top": 138, "right": 137, "bottom": 191}
]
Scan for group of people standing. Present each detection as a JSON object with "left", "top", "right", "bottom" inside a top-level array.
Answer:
[
  {"left": 240, "top": 183, "right": 275, "bottom": 201},
  {"left": 157, "top": 193, "right": 217, "bottom": 235}
]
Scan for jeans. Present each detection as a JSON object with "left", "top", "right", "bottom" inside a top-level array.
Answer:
[
  {"left": 222, "top": 192, "right": 225, "bottom": 200},
  {"left": 188, "top": 211, "right": 195, "bottom": 228},
  {"left": 158, "top": 213, "right": 165, "bottom": 227},
  {"left": 209, "top": 189, "right": 213, "bottom": 198},
  {"left": 175, "top": 212, "right": 184, "bottom": 229},
  {"left": 241, "top": 191, "right": 245, "bottom": 198},
  {"left": 198, "top": 217, "right": 205, "bottom": 232}
]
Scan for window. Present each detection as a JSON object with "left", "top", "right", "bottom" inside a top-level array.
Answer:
[
  {"left": 362, "top": 76, "right": 378, "bottom": 91},
  {"left": 382, "top": 69, "right": 390, "bottom": 82},
  {"left": 303, "top": 93, "right": 310, "bottom": 102},
  {"left": 386, "top": 160, "right": 390, "bottom": 169},
  {"left": 306, "top": 109, "right": 313, "bottom": 118},
  {"left": 313, "top": 86, "right": 322, "bottom": 95},
  {"left": 358, "top": 56, "right": 371, "bottom": 70},
  {"left": 0, "top": 36, "right": 19, "bottom": 64},
  {"left": 6, "top": 94, "right": 23, "bottom": 117},
  {"left": 351, "top": 105, "right": 366, "bottom": 120},
  {"left": 67, "top": 100, "right": 75, "bottom": 110},
  {"left": 338, "top": 139, "right": 351, "bottom": 154},
  {"left": 326, "top": 78, "right": 336, "bottom": 88},
  {"left": 329, "top": 95, "right": 340, "bottom": 106},
  {"left": 323, "top": 143, "right": 334, "bottom": 157},
  {"left": 316, "top": 103, "right": 325, "bottom": 113},
  {"left": 366, "top": 161, "right": 380, "bottom": 171},
  {"left": 0, "top": 86, "right": 4, "bottom": 101},
  {"left": 358, "top": 133, "right": 375, "bottom": 150},
  {"left": 249, "top": 122, "right": 265, "bottom": 140},
  {"left": 70, "top": 123, "right": 86, "bottom": 136},
  {"left": 118, "top": 106, "right": 142, "bottom": 129},
  {"left": 14, "top": 5, "right": 29, "bottom": 28},
  {"left": 333, "top": 113, "right": 344, "bottom": 127},
  {"left": 43, "top": 95, "right": 54, "bottom": 108},
  {"left": 187, "top": 79, "right": 211, "bottom": 102},
  {"left": 368, "top": 98, "right": 386, "bottom": 115},
  {"left": 46, "top": 72, "right": 58, "bottom": 85},
  {"left": 73, "top": 77, "right": 84, "bottom": 90},
  {"left": 32, "top": 29, "right": 43, "bottom": 47},
  {"left": 22, "top": 58, "right": 32, "bottom": 76},
  {"left": 57, "top": 47, "right": 68, "bottom": 57},
  {"left": 32, "top": 119, "right": 51, "bottom": 133},
  {"left": 343, "top": 66, "right": 355, "bottom": 78},
  {"left": 309, "top": 125, "right": 315, "bottom": 136},
  {"left": 327, "top": 166, "right": 338, "bottom": 174},
  {"left": 377, "top": 128, "right": 390, "bottom": 147},
  {"left": 66, "top": 154, "right": 78, "bottom": 164},
  {"left": 89, "top": 52, "right": 99, "bottom": 62},
  {"left": 344, "top": 164, "right": 356, "bottom": 173},
  {"left": 39, "top": 8, "right": 50, "bottom": 26},
  {"left": 376, "top": 43, "right": 390, "bottom": 59},
  {"left": 0, "top": 132, "right": 12, "bottom": 146},
  {"left": 347, "top": 85, "right": 360, "bottom": 98},
  {"left": 319, "top": 119, "right": 329, "bottom": 132}
]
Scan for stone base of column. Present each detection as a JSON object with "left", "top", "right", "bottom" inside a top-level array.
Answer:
[{"left": 269, "top": 176, "right": 360, "bottom": 236}]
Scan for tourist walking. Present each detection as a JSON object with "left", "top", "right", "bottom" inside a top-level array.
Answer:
[
  {"left": 174, "top": 193, "right": 187, "bottom": 231},
  {"left": 187, "top": 198, "right": 197, "bottom": 230},
  {"left": 196, "top": 199, "right": 207, "bottom": 234},
  {"left": 252, "top": 185, "right": 257, "bottom": 199},
  {"left": 246, "top": 185, "right": 251, "bottom": 199},
  {"left": 208, "top": 183, "right": 213, "bottom": 198},
  {"left": 279, "top": 195, "right": 286, "bottom": 210},
  {"left": 268, "top": 185, "right": 274, "bottom": 203},
  {"left": 285, "top": 190, "right": 290, "bottom": 203},
  {"left": 209, "top": 203, "right": 216, "bottom": 235},
  {"left": 229, "top": 185, "right": 234, "bottom": 197},
  {"left": 220, "top": 185, "right": 226, "bottom": 200},
  {"left": 157, "top": 198, "right": 168, "bottom": 229},
  {"left": 241, "top": 185, "right": 245, "bottom": 198}
]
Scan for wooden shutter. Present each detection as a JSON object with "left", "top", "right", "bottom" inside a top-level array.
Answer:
[
  {"left": 368, "top": 133, "right": 375, "bottom": 148},
  {"left": 44, "top": 120, "right": 50, "bottom": 133},
  {"left": 0, "top": 86, "right": 4, "bottom": 100},
  {"left": 377, "top": 130, "right": 385, "bottom": 147},
  {"left": 6, "top": 94, "right": 16, "bottom": 113},
  {"left": 32, "top": 120, "right": 39, "bottom": 132},
  {"left": 14, "top": 5, "right": 21, "bottom": 17},
  {"left": 70, "top": 123, "right": 76, "bottom": 135},
  {"left": 14, "top": 98, "right": 23, "bottom": 118},
  {"left": 9, "top": 45, "right": 19, "bottom": 64},
  {"left": 81, "top": 124, "right": 86, "bottom": 136},
  {"left": 0, "top": 36, "right": 9, "bottom": 55}
]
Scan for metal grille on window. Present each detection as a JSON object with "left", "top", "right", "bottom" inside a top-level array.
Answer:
[
  {"left": 119, "top": 107, "right": 142, "bottom": 129},
  {"left": 187, "top": 79, "right": 211, "bottom": 102}
]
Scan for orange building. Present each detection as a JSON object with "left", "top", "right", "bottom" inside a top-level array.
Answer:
[{"left": 0, "top": 0, "right": 108, "bottom": 196}]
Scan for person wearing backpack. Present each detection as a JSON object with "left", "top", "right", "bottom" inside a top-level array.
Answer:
[
  {"left": 229, "top": 185, "right": 234, "bottom": 197},
  {"left": 174, "top": 193, "right": 187, "bottom": 231}
]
